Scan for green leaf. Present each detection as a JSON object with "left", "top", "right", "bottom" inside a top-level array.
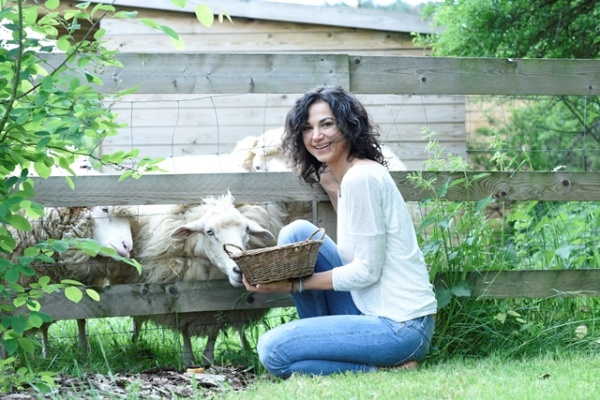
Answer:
[
  {"left": 61, "top": 279, "right": 83, "bottom": 286},
  {"left": 140, "top": 18, "right": 160, "bottom": 29},
  {"left": 495, "top": 312, "right": 507, "bottom": 324},
  {"left": 93, "top": 28, "right": 106, "bottom": 40},
  {"left": 45, "top": 0, "right": 60, "bottom": 10},
  {"left": 33, "top": 160, "right": 52, "bottom": 178},
  {"left": 64, "top": 286, "right": 83, "bottom": 303},
  {"left": 3, "top": 338, "right": 18, "bottom": 354},
  {"left": 56, "top": 36, "right": 71, "bottom": 52},
  {"left": 91, "top": 3, "right": 115, "bottom": 18},
  {"left": 114, "top": 11, "right": 138, "bottom": 19},
  {"left": 5, "top": 268, "right": 20, "bottom": 284},
  {"left": 449, "top": 280, "right": 471, "bottom": 298},
  {"left": 29, "top": 314, "right": 44, "bottom": 328},
  {"left": 11, "top": 316, "right": 28, "bottom": 334},
  {"left": 6, "top": 213, "right": 31, "bottom": 231},
  {"left": 159, "top": 24, "right": 180, "bottom": 40},
  {"left": 170, "top": 36, "right": 185, "bottom": 51},
  {"left": 435, "top": 287, "right": 451, "bottom": 310},
  {"left": 171, "top": 0, "right": 187, "bottom": 8},
  {"left": 18, "top": 337, "right": 37, "bottom": 354},
  {"left": 86, "top": 288, "right": 100, "bottom": 302},
  {"left": 195, "top": 5, "right": 214, "bottom": 27},
  {"left": 22, "top": 5, "right": 39, "bottom": 26}
]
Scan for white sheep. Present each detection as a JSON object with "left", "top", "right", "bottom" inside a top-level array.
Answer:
[
  {"left": 151, "top": 153, "right": 248, "bottom": 174},
  {"left": 111, "top": 192, "right": 288, "bottom": 367},
  {"left": 7, "top": 205, "right": 136, "bottom": 356}
]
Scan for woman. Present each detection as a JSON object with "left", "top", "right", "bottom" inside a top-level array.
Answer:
[{"left": 242, "top": 85, "right": 437, "bottom": 378}]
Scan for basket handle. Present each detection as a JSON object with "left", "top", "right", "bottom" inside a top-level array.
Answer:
[
  {"left": 223, "top": 243, "right": 243, "bottom": 257},
  {"left": 305, "top": 227, "right": 326, "bottom": 243}
]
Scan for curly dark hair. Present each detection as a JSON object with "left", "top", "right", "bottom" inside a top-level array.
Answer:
[{"left": 282, "top": 85, "right": 387, "bottom": 185}]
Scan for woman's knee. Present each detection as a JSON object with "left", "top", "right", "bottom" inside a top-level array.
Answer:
[{"left": 278, "top": 219, "right": 318, "bottom": 245}]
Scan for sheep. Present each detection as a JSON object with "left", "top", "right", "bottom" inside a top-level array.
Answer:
[
  {"left": 151, "top": 153, "right": 248, "bottom": 174},
  {"left": 6, "top": 205, "right": 136, "bottom": 357},
  {"left": 110, "top": 192, "right": 288, "bottom": 367}
]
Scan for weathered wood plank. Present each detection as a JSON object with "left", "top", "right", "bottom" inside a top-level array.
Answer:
[
  {"left": 435, "top": 270, "right": 600, "bottom": 299},
  {"left": 11, "top": 280, "right": 294, "bottom": 321},
  {"left": 39, "top": 53, "right": 350, "bottom": 95},
  {"left": 350, "top": 56, "right": 600, "bottom": 96},
  {"left": 38, "top": 54, "right": 600, "bottom": 96},
  {"left": 104, "top": 32, "right": 416, "bottom": 54},
  {"left": 9, "top": 270, "right": 600, "bottom": 322},
  {"left": 29, "top": 171, "right": 600, "bottom": 208}
]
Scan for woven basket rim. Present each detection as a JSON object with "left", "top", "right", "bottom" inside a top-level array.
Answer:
[{"left": 223, "top": 227, "right": 325, "bottom": 258}]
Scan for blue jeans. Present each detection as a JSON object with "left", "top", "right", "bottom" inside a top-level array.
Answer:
[{"left": 257, "top": 219, "right": 436, "bottom": 378}]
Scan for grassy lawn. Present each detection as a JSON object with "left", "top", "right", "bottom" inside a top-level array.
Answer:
[{"left": 222, "top": 352, "right": 600, "bottom": 400}]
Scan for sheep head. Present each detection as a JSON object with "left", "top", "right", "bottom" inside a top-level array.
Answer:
[
  {"left": 169, "top": 197, "right": 275, "bottom": 288},
  {"left": 91, "top": 206, "right": 134, "bottom": 259}
]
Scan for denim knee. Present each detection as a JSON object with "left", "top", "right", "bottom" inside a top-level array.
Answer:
[{"left": 278, "top": 219, "right": 318, "bottom": 245}]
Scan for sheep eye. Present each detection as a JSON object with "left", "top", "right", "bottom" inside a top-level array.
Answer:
[
  {"left": 101, "top": 207, "right": 109, "bottom": 214},
  {"left": 206, "top": 228, "right": 215, "bottom": 236},
  {"left": 254, "top": 165, "right": 262, "bottom": 171}
]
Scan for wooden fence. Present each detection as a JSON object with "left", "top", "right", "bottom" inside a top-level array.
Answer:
[{"left": 15, "top": 54, "right": 600, "bottom": 321}]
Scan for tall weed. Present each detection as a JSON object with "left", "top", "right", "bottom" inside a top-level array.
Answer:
[{"left": 413, "top": 129, "right": 600, "bottom": 360}]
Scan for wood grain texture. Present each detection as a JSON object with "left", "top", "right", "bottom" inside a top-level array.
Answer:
[
  {"left": 38, "top": 54, "right": 599, "bottom": 96},
  {"left": 29, "top": 171, "right": 600, "bottom": 207}
]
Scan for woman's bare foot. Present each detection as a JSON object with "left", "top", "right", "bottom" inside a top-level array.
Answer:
[
  {"left": 379, "top": 360, "right": 419, "bottom": 372},
  {"left": 398, "top": 360, "right": 419, "bottom": 370}
]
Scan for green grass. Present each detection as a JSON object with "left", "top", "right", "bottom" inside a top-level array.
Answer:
[{"left": 223, "top": 351, "right": 600, "bottom": 400}]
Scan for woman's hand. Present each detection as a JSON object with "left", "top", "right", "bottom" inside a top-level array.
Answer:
[{"left": 243, "top": 275, "right": 293, "bottom": 294}]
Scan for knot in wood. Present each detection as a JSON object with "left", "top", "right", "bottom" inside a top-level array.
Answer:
[
  {"left": 246, "top": 295, "right": 255, "bottom": 304},
  {"left": 494, "top": 189, "right": 509, "bottom": 199},
  {"left": 167, "top": 285, "right": 178, "bottom": 295},
  {"left": 561, "top": 179, "right": 572, "bottom": 189},
  {"left": 139, "top": 285, "right": 149, "bottom": 295}
]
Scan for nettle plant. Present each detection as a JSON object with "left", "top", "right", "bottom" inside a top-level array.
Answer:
[{"left": 0, "top": 0, "right": 226, "bottom": 393}]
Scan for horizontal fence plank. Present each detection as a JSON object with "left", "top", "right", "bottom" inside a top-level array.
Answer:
[
  {"left": 11, "top": 280, "right": 294, "bottom": 321},
  {"left": 9, "top": 270, "right": 600, "bottom": 321},
  {"left": 29, "top": 171, "right": 600, "bottom": 207},
  {"left": 38, "top": 54, "right": 600, "bottom": 96},
  {"left": 350, "top": 56, "right": 600, "bottom": 96},
  {"left": 435, "top": 270, "right": 600, "bottom": 299}
]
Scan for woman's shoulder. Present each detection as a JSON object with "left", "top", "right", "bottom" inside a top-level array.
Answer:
[{"left": 348, "top": 161, "right": 387, "bottom": 177}]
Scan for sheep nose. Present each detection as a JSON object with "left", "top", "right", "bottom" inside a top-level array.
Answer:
[{"left": 117, "top": 241, "right": 132, "bottom": 258}]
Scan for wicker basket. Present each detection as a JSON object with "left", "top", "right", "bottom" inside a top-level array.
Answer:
[{"left": 223, "top": 228, "right": 325, "bottom": 284}]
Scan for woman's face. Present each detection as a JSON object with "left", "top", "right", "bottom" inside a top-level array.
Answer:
[{"left": 302, "top": 101, "right": 349, "bottom": 168}]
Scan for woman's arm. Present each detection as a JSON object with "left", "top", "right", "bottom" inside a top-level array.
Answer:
[{"left": 243, "top": 270, "right": 333, "bottom": 294}]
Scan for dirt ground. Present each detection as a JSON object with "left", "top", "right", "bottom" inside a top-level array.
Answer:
[{"left": 3, "top": 365, "right": 260, "bottom": 399}]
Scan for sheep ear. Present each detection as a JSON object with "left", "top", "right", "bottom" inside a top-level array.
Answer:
[
  {"left": 248, "top": 220, "right": 275, "bottom": 240},
  {"left": 170, "top": 221, "right": 205, "bottom": 239}
]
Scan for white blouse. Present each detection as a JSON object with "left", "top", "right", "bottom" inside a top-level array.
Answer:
[{"left": 332, "top": 163, "right": 437, "bottom": 322}]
